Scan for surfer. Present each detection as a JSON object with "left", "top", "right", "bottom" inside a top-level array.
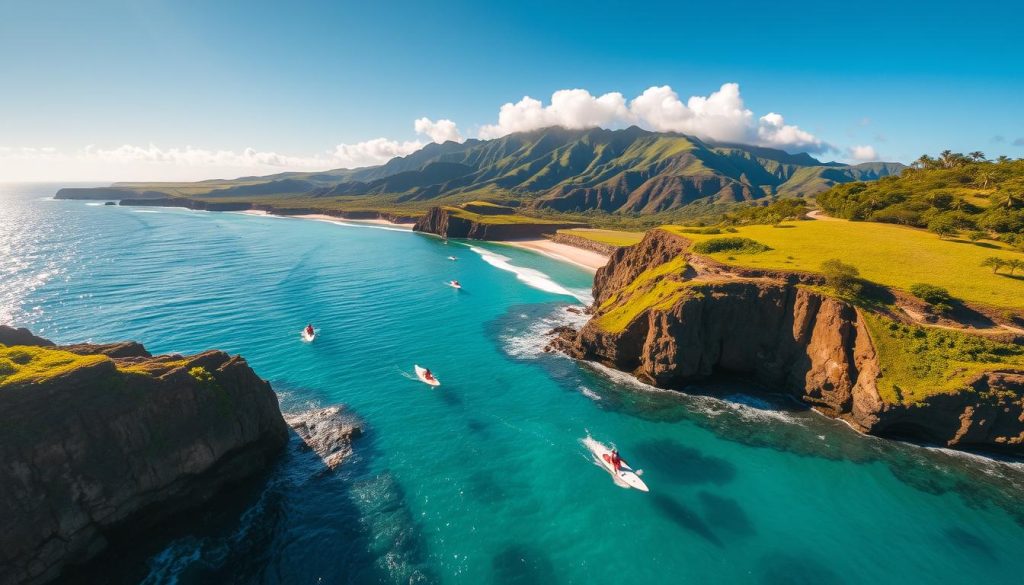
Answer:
[
  {"left": 305, "top": 324, "right": 314, "bottom": 337},
  {"left": 610, "top": 448, "right": 623, "bottom": 473}
]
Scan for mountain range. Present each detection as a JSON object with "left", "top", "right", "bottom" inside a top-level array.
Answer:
[{"left": 60, "top": 126, "right": 904, "bottom": 214}]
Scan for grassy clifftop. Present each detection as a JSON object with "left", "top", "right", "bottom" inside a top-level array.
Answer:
[
  {"left": 0, "top": 345, "right": 109, "bottom": 387},
  {"left": 667, "top": 219, "right": 1023, "bottom": 310}
]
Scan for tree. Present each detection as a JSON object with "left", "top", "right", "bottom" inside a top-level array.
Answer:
[
  {"left": 976, "top": 170, "right": 995, "bottom": 188},
  {"left": 969, "top": 151, "right": 987, "bottom": 162},
  {"left": 909, "top": 283, "right": 953, "bottom": 305},
  {"left": 998, "top": 155, "right": 1011, "bottom": 164},
  {"left": 982, "top": 257, "right": 1007, "bottom": 273},
  {"left": 913, "top": 154, "right": 937, "bottom": 170},
  {"left": 967, "top": 230, "right": 986, "bottom": 242},
  {"left": 820, "top": 259, "right": 862, "bottom": 295},
  {"left": 996, "top": 190, "right": 1022, "bottom": 209},
  {"left": 1008, "top": 259, "right": 1024, "bottom": 276},
  {"left": 927, "top": 216, "right": 958, "bottom": 239}
]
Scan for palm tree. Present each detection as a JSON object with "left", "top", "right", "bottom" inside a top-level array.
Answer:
[
  {"left": 997, "top": 155, "right": 1011, "bottom": 164},
  {"left": 914, "top": 154, "right": 937, "bottom": 169},
  {"left": 982, "top": 257, "right": 1007, "bottom": 273},
  {"left": 996, "top": 191, "right": 1022, "bottom": 209},
  {"left": 939, "top": 150, "right": 955, "bottom": 168},
  {"left": 976, "top": 170, "right": 995, "bottom": 188},
  {"left": 969, "top": 151, "right": 987, "bottom": 162}
]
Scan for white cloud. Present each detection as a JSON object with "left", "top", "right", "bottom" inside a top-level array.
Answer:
[
  {"left": 331, "top": 138, "right": 424, "bottom": 168},
  {"left": 0, "top": 117, "right": 469, "bottom": 181},
  {"left": 414, "top": 117, "right": 463, "bottom": 143},
  {"left": 848, "top": 145, "right": 878, "bottom": 161},
  {"left": 478, "top": 82, "right": 827, "bottom": 153},
  {"left": 478, "top": 89, "right": 631, "bottom": 139}
]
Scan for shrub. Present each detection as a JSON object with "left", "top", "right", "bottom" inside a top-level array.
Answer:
[
  {"left": 0, "top": 358, "right": 16, "bottom": 376},
  {"left": 909, "top": 283, "right": 954, "bottom": 306},
  {"left": 967, "top": 230, "right": 986, "bottom": 241},
  {"left": 692, "top": 237, "right": 771, "bottom": 254},
  {"left": 820, "top": 259, "right": 862, "bottom": 295}
]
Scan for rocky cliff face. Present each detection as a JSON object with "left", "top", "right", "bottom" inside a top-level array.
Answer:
[
  {"left": 413, "top": 206, "right": 582, "bottom": 240},
  {"left": 0, "top": 328, "right": 289, "bottom": 585},
  {"left": 553, "top": 230, "right": 1024, "bottom": 455}
]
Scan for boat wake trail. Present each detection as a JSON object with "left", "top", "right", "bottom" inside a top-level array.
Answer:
[{"left": 468, "top": 246, "right": 591, "bottom": 302}]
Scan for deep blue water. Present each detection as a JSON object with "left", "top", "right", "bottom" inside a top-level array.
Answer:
[{"left": 3, "top": 183, "right": 1024, "bottom": 584}]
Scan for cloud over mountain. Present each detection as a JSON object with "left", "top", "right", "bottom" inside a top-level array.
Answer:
[{"left": 478, "top": 83, "right": 826, "bottom": 153}]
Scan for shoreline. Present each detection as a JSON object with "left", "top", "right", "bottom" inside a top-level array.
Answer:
[
  {"left": 234, "top": 207, "right": 607, "bottom": 270},
  {"left": 237, "top": 209, "right": 415, "bottom": 230},
  {"left": 498, "top": 239, "right": 609, "bottom": 272}
]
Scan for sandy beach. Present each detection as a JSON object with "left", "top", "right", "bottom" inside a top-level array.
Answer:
[
  {"left": 500, "top": 238, "right": 609, "bottom": 272},
  {"left": 238, "top": 209, "right": 414, "bottom": 229},
  {"left": 293, "top": 214, "right": 416, "bottom": 229},
  {"left": 238, "top": 209, "right": 604, "bottom": 269}
]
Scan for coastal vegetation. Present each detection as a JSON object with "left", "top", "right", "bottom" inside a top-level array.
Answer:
[
  {"left": 594, "top": 255, "right": 690, "bottom": 332},
  {"left": 863, "top": 313, "right": 1024, "bottom": 403},
  {"left": 691, "top": 237, "right": 771, "bottom": 255},
  {"left": 0, "top": 345, "right": 108, "bottom": 387},
  {"left": 816, "top": 151, "right": 1024, "bottom": 246},
  {"left": 670, "top": 219, "right": 1023, "bottom": 309},
  {"left": 557, "top": 228, "right": 645, "bottom": 247}
]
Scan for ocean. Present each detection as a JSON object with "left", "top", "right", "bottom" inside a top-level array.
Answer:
[{"left": 3, "top": 183, "right": 1023, "bottom": 584}]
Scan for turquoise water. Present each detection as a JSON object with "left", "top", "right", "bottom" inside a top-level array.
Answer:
[{"left": 3, "top": 183, "right": 1024, "bottom": 584}]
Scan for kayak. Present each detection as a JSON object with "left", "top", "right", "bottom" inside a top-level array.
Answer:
[
  {"left": 447, "top": 281, "right": 462, "bottom": 289},
  {"left": 414, "top": 364, "right": 440, "bottom": 387},
  {"left": 301, "top": 328, "right": 316, "bottom": 342},
  {"left": 582, "top": 436, "right": 648, "bottom": 492}
]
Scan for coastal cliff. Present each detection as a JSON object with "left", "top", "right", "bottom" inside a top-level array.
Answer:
[
  {"left": 552, "top": 230, "right": 1024, "bottom": 455},
  {"left": 413, "top": 205, "right": 583, "bottom": 240},
  {"left": 0, "top": 327, "right": 289, "bottom": 585}
]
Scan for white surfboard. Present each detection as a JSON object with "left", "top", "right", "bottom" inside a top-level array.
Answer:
[
  {"left": 414, "top": 365, "right": 440, "bottom": 387},
  {"left": 446, "top": 281, "right": 462, "bottom": 289},
  {"left": 582, "top": 436, "right": 648, "bottom": 492}
]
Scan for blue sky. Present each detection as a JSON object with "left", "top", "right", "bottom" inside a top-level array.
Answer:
[{"left": 1, "top": 0, "right": 1022, "bottom": 181}]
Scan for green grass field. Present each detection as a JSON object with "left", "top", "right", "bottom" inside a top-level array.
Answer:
[
  {"left": 0, "top": 345, "right": 110, "bottom": 387},
  {"left": 558, "top": 228, "right": 645, "bottom": 247},
  {"left": 667, "top": 220, "right": 1024, "bottom": 309},
  {"left": 444, "top": 206, "right": 580, "bottom": 226}
]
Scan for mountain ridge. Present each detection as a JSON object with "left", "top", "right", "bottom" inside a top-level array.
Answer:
[{"left": 58, "top": 126, "right": 904, "bottom": 215}]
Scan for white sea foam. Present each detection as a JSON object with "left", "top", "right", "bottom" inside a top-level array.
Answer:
[
  {"left": 579, "top": 386, "right": 602, "bottom": 401},
  {"left": 132, "top": 210, "right": 160, "bottom": 213},
  {"left": 583, "top": 361, "right": 804, "bottom": 425},
  {"left": 469, "top": 246, "right": 591, "bottom": 302},
  {"left": 501, "top": 306, "right": 589, "bottom": 360}
]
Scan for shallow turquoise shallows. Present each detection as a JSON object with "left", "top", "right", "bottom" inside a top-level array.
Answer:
[{"left": 3, "top": 184, "right": 1024, "bottom": 585}]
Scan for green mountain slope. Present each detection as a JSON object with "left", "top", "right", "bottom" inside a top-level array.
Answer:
[{"left": 57, "top": 127, "right": 903, "bottom": 214}]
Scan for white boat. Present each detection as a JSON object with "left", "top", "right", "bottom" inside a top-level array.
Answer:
[
  {"left": 414, "top": 365, "right": 440, "bottom": 387},
  {"left": 447, "top": 256, "right": 457, "bottom": 261},
  {"left": 301, "top": 328, "right": 316, "bottom": 342},
  {"left": 447, "top": 281, "right": 462, "bottom": 289},
  {"left": 582, "top": 436, "right": 648, "bottom": 492}
]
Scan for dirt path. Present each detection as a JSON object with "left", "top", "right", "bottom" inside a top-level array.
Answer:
[{"left": 806, "top": 209, "right": 840, "bottom": 221}]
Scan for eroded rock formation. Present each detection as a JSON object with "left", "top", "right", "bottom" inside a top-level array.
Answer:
[
  {"left": 0, "top": 327, "right": 289, "bottom": 585},
  {"left": 552, "top": 230, "right": 1024, "bottom": 455}
]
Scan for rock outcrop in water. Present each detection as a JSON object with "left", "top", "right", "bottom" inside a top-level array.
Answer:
[
  {"left": 0, "top": 326, "right": 289, "bottom": 585},
  {"left": 413, "top": 205, "right": 583, "bottom": 240},
  {"left": 551, "top": 230, "right": 1024, "bottom": 455},
  {"left": 286, "top": 406, "right": 363, "bottom": 471}
]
